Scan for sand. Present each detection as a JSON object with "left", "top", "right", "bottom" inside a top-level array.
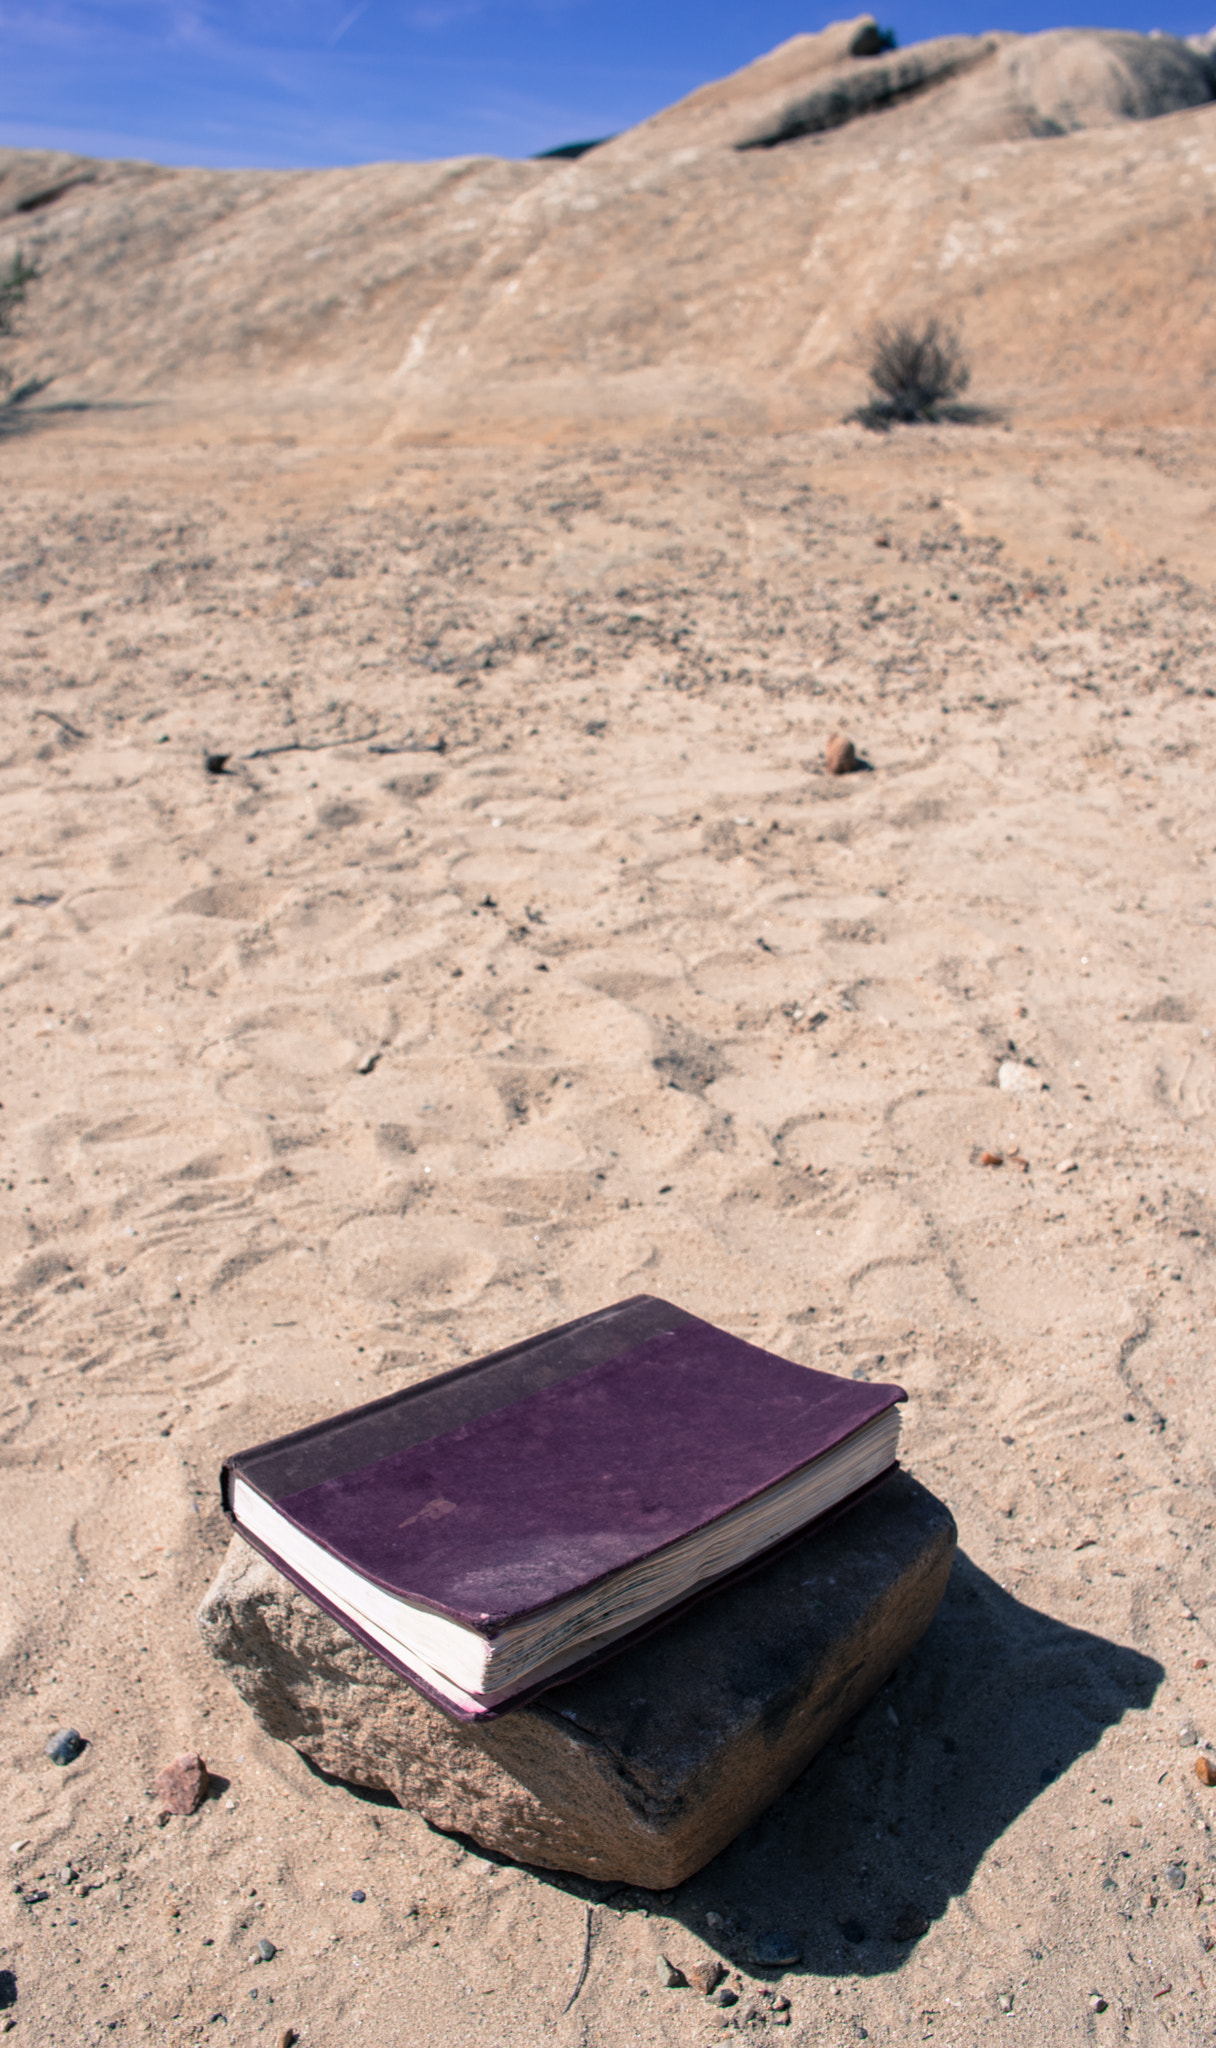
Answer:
[
  {"left": 3, "top": 19, "right": 1216, "bottom": 2043},
  {"left": 1, "top": 403, "right": 1214, "bottom": 2046}
]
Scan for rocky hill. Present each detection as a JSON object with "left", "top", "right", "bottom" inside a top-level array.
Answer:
[{"left": 1, "top": 16, "right": 1214, "bottom": 435}]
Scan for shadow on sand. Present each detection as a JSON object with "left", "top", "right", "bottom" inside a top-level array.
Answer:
[
  {"left": 0, "top": 392, "right": 151, "bottom": 437},
  {"left": 529, "top": 1550, "right": 1161, "bottom": 1979}
]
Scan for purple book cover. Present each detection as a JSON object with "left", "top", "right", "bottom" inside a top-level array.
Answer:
[{"left": 226, "top": 1298, "right": 905, "bottom": 1634}]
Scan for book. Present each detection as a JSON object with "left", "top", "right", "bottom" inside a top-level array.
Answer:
[{"left": 222, "top": 1295, "right": 906, "bottom": 1720}]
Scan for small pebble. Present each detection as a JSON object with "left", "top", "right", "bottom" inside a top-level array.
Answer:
[
  {"left": 154, "top": 1753, "right": 209, "bottom": 1817},
  {"left": 45, "top": 1729, "right": 86, "bottom": 1767},
  {"left": 1056, "top": 1157, "right": 1079, "bottom": 1174},
  {"left": 685, "top": 1957, "right": 724, "bottom": 1996},
  {"left": 998, "top": 1060, "right": 1044, "bottom": 1094},
  {"left": 1165, "top": 1865, "right": 1187, "bottom": 1891},
  {"left": 979, "top": 1150, "right": 1003, "bottom": 1168},
  {"left": 350, "top": 1889, "right": 366, "bottom": 1903},
  {"left": 825, "top": 734, "right": 859, "bottom": 776},
  {"left": 1089, "top": 1993, "right": 1108, "bottom": 2013},
  {"left": 714, "top": 1987, "right": 739, "bottom": 2008},
  {"left": 748, "top": 1932, "right": 801, "bottom": 1968},
  {"left": 257, "top": 1938, "right": 276, "bottom": 1962},
  {"left": 656, "top": 1954, "right": 684, "bottom": 1989},
  {"left": 279, "top": 2033, "right": 298, "bottom": 2048},
  {"left": 58, "top": 1866, "right": 75, "bottom": 1885},
  {"left": 203, "top": 753, "right": 230, "bottom": 776},
  {"left": 1196, "top": 1757, "right": 1216, "bottom": 1787},
  {"left": 997, "top": 1993, "right": 1014, "bottom": 2013},
  {"left": 1194, "top": 1658, "right": 1208, "bottom": 1671},
  {"left": 1178, "top": 1724, "right": 1199, "bottom": 1747},
  {"left": 891, "top": 1905, "right": 930, "bottom": 1942}
]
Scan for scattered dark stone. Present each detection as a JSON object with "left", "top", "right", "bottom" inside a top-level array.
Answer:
[
  {"left": 892, "top": 1904, "right": 930, "bottom": 1942},
  {"left": 279, "top": 2030, "right": 298, "bottom": 2048},
  {"left": 838, "top": 1917, "right": 868, "bottom": 1945},
  {"left": 714, "top": 1987, "right": 739, "bottom": 2007},
  {"left": 204, "top": 754, "right": 230, "bottom": 776},
  {"left": 685, "top": 1957, "right": 724, "bottom": 1996},
  {"left": 154, "top": 1753, "right": 209, "bottom": 1816},
  {"left": 45, "top": 1728, "right": 86, "bottom": 1766},
  {"left": 257, "top": 1938, "right": 276, "bottom": 1962},
  {"left": 657, "top": 1954, "right": 685, "bottom": 1988},
  {"left": 1165, "top": 1865, "right": 1187, "bottom": 1890},
  {"left": 825, "top": 734, "right": 859, "bottom": 776},
  {"left": 748, "top": 1931, "right": 801, "bottom": 1967},
  {"left": 350, "top": 1889, "right": 366, "bottom": 1903}
]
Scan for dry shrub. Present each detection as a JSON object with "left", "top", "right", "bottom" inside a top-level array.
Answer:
[{"left": 856, "top": 316, "right": 971, "bottom": 427}]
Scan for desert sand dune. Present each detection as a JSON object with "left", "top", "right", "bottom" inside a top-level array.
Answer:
[{"left": 2, "top": 19, "right": 1216, "bottom": 2047}]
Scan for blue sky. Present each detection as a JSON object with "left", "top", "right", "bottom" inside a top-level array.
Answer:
[{"left": 0, "top": 1, "right": 1212, "bottom": 169}]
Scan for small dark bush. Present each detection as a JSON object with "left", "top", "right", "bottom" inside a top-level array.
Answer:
[
  {"left": 0, "top": 250, "right": 38, "bottom": 341},
  {"left": 856, "top": 316, "right": 971, "bottom": 427},
  {"left": 1, "top": 248, "right": 41, "bottom": 410}
]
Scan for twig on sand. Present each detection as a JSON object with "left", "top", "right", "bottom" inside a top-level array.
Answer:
[
  {"left": 367, "top": 735, "right": 447, "bottom": 756},
  {"left": 562, "top": 1904, "right": 594, "bottom": 2014},
  {"left": 242, "top": 727, "right": 382, "bottom": 760},
  {"left": 34, "top": 708, "right": 87, "bottom": 740}
]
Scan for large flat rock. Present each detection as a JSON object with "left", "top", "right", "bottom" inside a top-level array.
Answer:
[{"left": 197, "top": 1469, "right": 955, "bottom": 1888}]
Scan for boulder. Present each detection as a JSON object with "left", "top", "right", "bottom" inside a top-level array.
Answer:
[{"left": 198, "top": 1469, "right": 955, "bottom": 1888}]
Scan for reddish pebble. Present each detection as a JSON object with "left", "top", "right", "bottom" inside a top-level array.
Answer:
[
  {"left": 979, "top": 1151, "right": 1003, "bottom": 1168},
  {"left": 1196, "top": 1757, "right": 1216, "bottom": 1787},
  {"left": 825, "top": 734, "right": 858, "bottom": 776},
  {"left": 685, "top": 1958, "right": 725, "bottom": 1997},
  {"left": 153, "top": 1752, "right": 210, "bottom": 1816},
  {"left": 1195, "top": 1658, "right": 1209, "bottom": 1671}
]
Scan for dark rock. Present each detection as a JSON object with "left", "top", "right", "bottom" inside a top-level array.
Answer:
[
  {"left": 0, "top": 1970, "right": 15, "bottom": 2012},
  {"left": 204, "top": 754, "right": 230, "bottom": 776},
  {"left": 714, "top": 1987, "right": 739, "bottom": 2007},
  {"left": 45, "top": 1729, "right": 86, "bottom": 1766},
  {"left": 257, "top": 1938, "right": 276, "bottom": 1962},
  {"left": 657, "top": 1954, "right": 685, "bottom": 1988},
  {"left": 154, "top": 1753, "right": 210, "bottom": 1816},
  {"left": 350, "top": 1889, "right": 366, "bottom": 1903},
  {"left": 748, "top": 1931, "right": 801, "bottom": 1967}
]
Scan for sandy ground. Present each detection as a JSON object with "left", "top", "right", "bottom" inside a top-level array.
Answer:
[{"left": 2, "top": 400, "right": 1216, "bottom": 2047}]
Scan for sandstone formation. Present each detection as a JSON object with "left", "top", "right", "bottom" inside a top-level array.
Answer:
[
  {"left": 198, "top": 1472, "right": 956, "bottom": 1885},
  {"left": 0, "top": 19, "right": 1213, "bottom": 438}
]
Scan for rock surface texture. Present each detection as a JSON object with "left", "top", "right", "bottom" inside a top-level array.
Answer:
[
  {"left": 199, "top": 1471, "right": 955, "bottom": 1885},
  {"left": 0, "top": 18, "right": 1213, "bottom": 435}
]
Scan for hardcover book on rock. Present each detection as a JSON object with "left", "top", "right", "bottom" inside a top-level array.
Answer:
[{"left": 221, "top": 1295, "right": 906, "bottom": 1719}]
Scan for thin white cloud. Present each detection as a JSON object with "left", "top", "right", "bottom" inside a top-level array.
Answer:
[{"left": 328, "top": 0, "right": 370, "bottom": 44}]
